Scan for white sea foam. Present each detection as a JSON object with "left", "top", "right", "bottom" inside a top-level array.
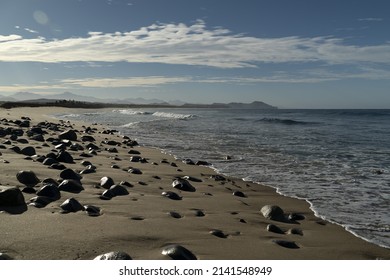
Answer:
[
  {"left": 152, "top": 111, "right": 197, "bottom": 120},
  {"left": 113, "top": 109, "right": 152, "bottom": 115}
]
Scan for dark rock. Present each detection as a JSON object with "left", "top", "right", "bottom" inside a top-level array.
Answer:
[
  {"left": 232, "top": 191, "right": 246, "bottom": 198},
  {"left": 81, "top": 135, "right": 95, "bottom": 142},
  {"left": 288, "top": 213, "right": 305, "bottom": 221},
  {"left": 100, "top": 189, "right": 114, "bottom": 200},
  {"left": 287, "top": 228, "right": 303, "bottom": 235},
  {"left": 29, "top": 196, "right": 53, "bottom": 208},
  {"left": 60, "top": 197, "right": 84, "bottom": 213},
  {"left": 266, "top": 224, "right": 285, "bottom": 234},
  {"left": 128, "top": 149, "right": 140, "bottom": 155},
  {"left": 16, "top": 170, "right": 40, "bottom": 186},
  {"left": 169, "top": 211, "right": 182, "bottom": 219},
  {"left": 56, "top": 151, "right": 74, "bottom": 163},
  {"left": 42, "top": 178, "right": 59, "bottom": 186},
  {"left": 94, "top": 251, "right": 132, "bottom": 260},
  {"left": 129, "top": 156, "right": 142, "bottom": 162},
  {"left": 193, "top": 209, "right": 205, "bottom": 217},
  {"left": 120, "top": 181, "right": 133, "bottom": 188},
  {"left": 128, "top": 168, "right": 142, "bottom": 175},
  {"left": 210, "top": 229, "right": 228, "bottom": 238},
  {"left": 59, "top": 129, "right": 77, "bottom": 141},
  {"left": 84, "top": 205, "right": 101, "bottom": 216},
  {"left": 109, "top": 185, "right": 129, "bottom": 196},
  {"left": 261, "top": 205, "right": 286, "bottom": 222},
  {"left": 100, "top": 176, "right": 115, "bottom": 189},
  {"left": 81, "top": 160, "right": 93, "bottom": 166},
  {"left": 172, "top": 179, "right": 196, "bottom": 192},
  {"left": 195, "top": 160, "right": 210, "bottom": 166},
  {"left": 106, "top": 147, "right": 118, "bottom": 153},
  {"left": 210, "top": 175, "right": 226, "bottom": 181},
  {"left": 60, "top": 168, "right": 82, "bottom": 181},
  {"left": 21, "top": 146, "right": 36, "bottom": 156},
  {"left": 22, "top": 186, "right": 36, "bottom": 194},
  {"left": 272, "top": 240, "right": 300, "bottom": 249},
  {"left": 161, "top": 245, "right": 197, "bottom": 260},
  {"left": 9, "top": 146, "right": 21, "bottom": 153},
  {"left": 30, "top": 134, "right": 45, "bottom": 142},
  {"left": 50, "top": 163, "right": 67, "bottom": 170},
  {"left": 36, "top": 184, "right": 61, "bottom": 200},
  {"left": 161, "top": 191, "right": 182, "bottom": 200},
  {"left": 182, "top": 176, "right": 202, "bottom": 182},
  {"left": 182, "top": 159, "right": 195, "bottom": 165},
  {"left": 0, "top": 253, "right": 13, "bottom": 260},
  {"left": 58, "top": 179, "right": 84, "bottom": 193},
  {"left": 0, "top": 188, "right": 25, "bottom": 206}
]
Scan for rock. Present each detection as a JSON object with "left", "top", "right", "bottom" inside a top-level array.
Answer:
[
  {"left": 106, "top": 147, "right": 118, "bottom": 153},
  {"left": 59, "top": 129, "right": 77, "bottom": 141},
  {"left": 182, "top": 159, "right": 195, "bottom": 165},
  {"left": 129, "top": 156, "right": 142, "bottom": 162},
  {"left": 81, "top": 135, "right": 95, "bottom": 142},
  {"left": 58, "top": 179, "right": 84, "bottom": 193},
  {"left": 60, "top": 197, "right": 84, "bottom": 213},
  {"left": 210, "top": 175, "right": 226, "bottom": 181},
  {"left": 21, "top": 146, "right": 36, "bottom": 156},
  {"left": 161, "top": 245, "right": 197, "bottom": 260},
  {"left": 287, "top": 228, "right": 303, "bottom": 236},
  {"left": 192, "top": 209, "right": 205, "bottom": 217},
  {"left": 100, "top": 189, "right": 115, "bottom": 200},
  {"left": 161, "top": 191, "right": 182, "bottom": 200},
  {"left": 266, "top": 224, "right": 285, "bottom": 234},
  {"left": 232, "top": 191, "right": 246, "bottom": 198},
  {"left": 272, "top": 240, "right": 300, "bottom": 249},
  {"left": 16, "top": 170, "right": 40, "bottom": 187},
  {"left": 195, "top": 160, "right": 210, "bottom": 166},
  {"left": 60, "top": 168, "right": 82, "bottom": 181},
  {"left": 100, "top": 176, "right": 115, "bottom": 189},
  {"left": 0, "top": 253, "right": 13, "bottom": 260},
  {"left": 288, "top": 213, "right": 305, "bottom": 221},
  {"left": 128, "top": 150, "right": 140, "bottom": 155},
  {"left": 261, "top": 205, "right": 286, "bottom": 222},
  {"left": 210, "top": 229, "right": 228, "bottom": 238},
  {"left": 168, "top": 211, "right": 182, "bottom": 218},
  {"left": 29, "top": 196, "right": 53, "bottom": 208},
  {"left": 0, "top": 188, "right": 25, "bottom": 206},
  {"left": 56, "top": 151, "right": 74, "bottom": 163},
  {"left": 109, "top": 185, "right": 129, "bottom": 196},
  {"left": 128, "top": 168, "right": 142, "bottom": 175},
  {"left": 36, "top": 184, "right": 61, "bottom": 200},
  {"left": 172, "top": 179, "right": 196, "bottom": 192},
  {"left": 182, "top": 176, "right": 202, "bottom": 182},
  {"left": 120, "top": 181, "right": 133, "bottom": 188},
  {"left": 50, "top": 163, "right": 67, "bottom": 170},
  {"left": 43, "top": 157, "right": 58, "bottom": 166},
  {"left": 84, "top": 205, "right": 101, "bottom": 216},
  {"left": 94, "top": 251, "right": 132, "bottom": 260}
]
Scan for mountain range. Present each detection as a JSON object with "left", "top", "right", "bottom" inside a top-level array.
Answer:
[{"left": 0, "top": 92, "right": 277, "bottom": 109}]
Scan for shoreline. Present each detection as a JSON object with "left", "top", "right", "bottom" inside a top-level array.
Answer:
[{"left": 0, "top": 107, "right": 389, "bottom": 260}]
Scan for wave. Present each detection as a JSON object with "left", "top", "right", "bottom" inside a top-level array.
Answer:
[
  {"left": 113, "top": 109, "right": 152, "bottom": 115},
  {"left": 152, "top": 112, "right": 197, "bottom": 120},
  {"left": 257, "top": 118, "right": 316, "bottom": 125}
]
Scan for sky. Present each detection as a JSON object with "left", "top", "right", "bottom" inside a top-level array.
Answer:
[{"left": 0, "top": 0, "right": 389, "bottom": 108}]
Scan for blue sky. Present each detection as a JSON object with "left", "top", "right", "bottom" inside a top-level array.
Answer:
[{"left": 0, "top": 0, "right": 389, "bottom": 108}]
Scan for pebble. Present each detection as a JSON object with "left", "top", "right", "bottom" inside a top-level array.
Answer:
[
  {"left": 60, "top": 197, "right": 84, "bottom": 213},
  {"left": 94, "top": 251, "right": 131, "bottom": 260},
  {"left": 172, "top": 178, "right": 196, "bottom": 192},
  {"left": 16, "top": 170, "right": 40, "bottom": 187},
  {"left": 272, "top": 240, "right": 300, "bottom": 249},
  {"left": 161, "top": 245, "right": 197, "bottom": 260},
  {"left": 260, "top": 205, "right": 286, "bottom": 222}
]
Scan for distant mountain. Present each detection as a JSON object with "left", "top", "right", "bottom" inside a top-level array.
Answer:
[{"left": 3, "top": 92, "right": 277, "bottom": 109}]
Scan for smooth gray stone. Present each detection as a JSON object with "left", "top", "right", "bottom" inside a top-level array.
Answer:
[
  {"left": 261, "top": 205, "right": 285, "bottom": 221},
  {"left": 94, "top": 251, "right": 131, "bottom": 260},
  {"left": 172, "top": 179, "right": 196, "bottom": 192},
  {"left": 60, "top": 197, "right": 84, "bottom": 213}
]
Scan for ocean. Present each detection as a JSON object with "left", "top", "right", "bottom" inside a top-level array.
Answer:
[{"left": 55, "top": 108, "right": 390, "bottom": 249}]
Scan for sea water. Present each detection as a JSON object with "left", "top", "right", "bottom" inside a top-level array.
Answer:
[{"left": 56, "top": 108, "right": 390, "bottom": 248}]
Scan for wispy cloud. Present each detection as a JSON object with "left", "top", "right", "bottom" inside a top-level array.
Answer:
[
  {"left": 24, "top": 28, "right": 39, "bottom": 34},
  {"left": 0, "top": 20, "right": 389, "bottom": 69},
  {"left": 358, "top": 17, "right": 384, "bottom": 22}
]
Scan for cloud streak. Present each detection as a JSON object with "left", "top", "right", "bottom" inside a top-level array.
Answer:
[{"left": 0, "top": 20, "right": 389, "bottom": 68}]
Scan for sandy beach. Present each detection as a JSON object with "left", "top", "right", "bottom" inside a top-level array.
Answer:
[{"left": 0, "top": 107, "right": 389, "bottom": 260}]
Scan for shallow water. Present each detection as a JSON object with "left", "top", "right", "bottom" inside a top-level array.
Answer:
[{"left": 56, "top": 108, "right": 390, "bottom": 248}]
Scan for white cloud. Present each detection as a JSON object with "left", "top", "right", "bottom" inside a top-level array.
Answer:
[
  {"left": 61, "top": 76, "right": 192, "bottom": 87},
  {"left": 358, "top": 17, "right": 384, "bottom": 22},
  {"left": 0, "top": 20, "right": 389, "bottom": 69},
  {"left": 24, "top": 28, "right": 39, "bottom": 34}
]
